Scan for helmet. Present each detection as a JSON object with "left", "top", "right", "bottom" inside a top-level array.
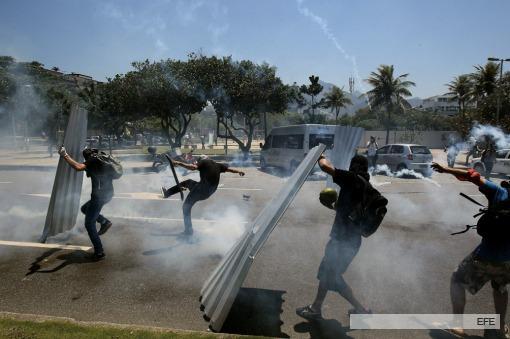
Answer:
[{"left": 319, "top": 188, "right": 337, "bottom": 210}]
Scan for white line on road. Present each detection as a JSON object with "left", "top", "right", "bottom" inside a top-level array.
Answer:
[
  {"left": 0, "top": 240, "right": 91, "bottom": 251},
  {"left": 0, "top": 182, "right": 13, "bottom": 184},
  {"left": 24, "top": 193, "right": 180, "bottom": 201},
  {"left": 110, "top": 215, "right": 249, "bottom": 224}
]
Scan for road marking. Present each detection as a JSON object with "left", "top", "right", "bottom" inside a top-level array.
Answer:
[
  {"left": 24, "top": 193, "right": 180, "bottom": 201},
  {"left": 110, "top": 215, "right": 249, "bottom": 224},
  {"left": 0, "top": 182, "right": 13, "bottom": 184},
  {"left": 0, "top": 240, "right": 91, "bottom": 251},
  {"left": 217, "top": 188, "right": 262, "bottom": 191}
]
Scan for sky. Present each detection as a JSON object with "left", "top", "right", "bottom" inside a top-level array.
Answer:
[{"left": 1, "top": 0, "right": 509, "bottom": 98}]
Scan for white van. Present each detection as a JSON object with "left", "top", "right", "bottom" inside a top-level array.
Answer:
[{"left": 259, "top": 124, "right": 336, "bottom": 171}]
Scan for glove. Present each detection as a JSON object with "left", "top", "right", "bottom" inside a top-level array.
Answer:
[{"left": 58, "top": 146, "right": 68, "bottom": 157}]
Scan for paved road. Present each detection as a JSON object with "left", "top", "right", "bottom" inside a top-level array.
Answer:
[{"left": 0, "top": 164, "right": 504, "bottom": 339}]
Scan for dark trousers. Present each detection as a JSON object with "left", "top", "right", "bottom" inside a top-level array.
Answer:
[
  {"left": 165, "top": 179, "right": 217, "bottom": 233},
  {"left": 81, "top": 198, "right": 111, "bottom": 254}
]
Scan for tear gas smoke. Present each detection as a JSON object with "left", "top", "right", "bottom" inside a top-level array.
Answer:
[
  {"left": 470, "top": 123, "right": 510, "bottom": 150},
  {"left": 373, "top": 164, "right": 440, "bottom": 187}
]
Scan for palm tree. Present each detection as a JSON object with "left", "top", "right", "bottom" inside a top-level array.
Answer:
[
  {"left": 323, "top": 86, "right": 352, "bottom": 123},
  {"left": 471, "top": 62, "right": 499, "bottom": 101},
  {"left": 365, "top": 64, "right": 415, "bottom": 144},
  {"left": 446, "top": 74, "right": 472, "bottom": 117},
  {"left": 300, "top": 75, "right": 324, "bottom": 122}
]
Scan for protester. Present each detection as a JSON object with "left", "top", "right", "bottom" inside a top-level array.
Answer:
[
  {"left": 481, "top": 142, "right": 497, "bottom": 179},
  {"left": 446, "top": 143, "right": 460, "bottom": 168},
  {"left": 432, "top": 162, "right": 510, "bottom": 338},
  {"left": 162, "top": 156, "right": 245, "bottom": 236},
  {"left": 58, "top": 146, "right": 115, "bottom": 261},
  {"left": 465, "top": 137, "right": 481, "bottom": 166},
  {"left": 366, "top": 136, "right": 379, "bottom": 169},
  {"left": 296, "top": 154, "right": 372, "bottom": 320}
]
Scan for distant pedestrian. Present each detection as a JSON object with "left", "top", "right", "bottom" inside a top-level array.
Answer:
[
  {"left": 465, "top": 138, "right": 482, "bottom": 166},
  {"left": 481, "top": 143, "right": 497, "bottom": 179},
  {"left": 366, "top": 136, "right": 378, "bottom": 169}
]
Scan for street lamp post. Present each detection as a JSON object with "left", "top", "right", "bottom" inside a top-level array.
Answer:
[{"left": 488, "top": 57, "right": 510, "bottom": 122}]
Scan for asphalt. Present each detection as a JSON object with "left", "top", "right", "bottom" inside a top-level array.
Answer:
[{"left": 0, "top": 157, "right": 506, "bottom": 339}]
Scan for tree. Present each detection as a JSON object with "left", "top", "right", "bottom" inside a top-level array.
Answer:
[
  {"left": 299, "top": 75, "right": 324, "bottom": 123},
  {"left": 323, "top": 85, "right": 352, "bottom": 123},
  {"left": 186, "top": 54, "right": 289, "bottom": 157},
  {"left": 132, "top": 59, "right": 207, "bottom": 147},
  {"left": 446, "top": 75, "right": 472, "bottom": 118},
  {"left": 365, "top": 64, "right": 415, "bottom": 144}
]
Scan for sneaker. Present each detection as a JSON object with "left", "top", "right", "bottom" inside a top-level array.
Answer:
[
  {"left": 98, "top": 221, "right": 112, "bottom": 235},
  {"left": 91, "top": 252, "right": 105, "bottom": 261},
  {"left": 161, "top": 187, "right": 170, "bottom": 198},
  {"left": 296, "top": 305, "right": 322, "bottom": 321}
]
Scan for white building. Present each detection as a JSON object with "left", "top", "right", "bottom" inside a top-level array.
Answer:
[{"left": 420, "top": 93, "right": 460, "bottom": 116}]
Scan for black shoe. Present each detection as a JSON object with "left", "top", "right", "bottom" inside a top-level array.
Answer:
[
  {"left": 296, "top": 305, "right": 322, "bottom": 321},
  {"left": 98, "top": 221, "right": 112, "bottom": 235},
  {"left": 91, "top": 252, "right": 105, "bottom": 261},
  {"left": 161, "top": 187, "right": 170, "bottom": 198}
]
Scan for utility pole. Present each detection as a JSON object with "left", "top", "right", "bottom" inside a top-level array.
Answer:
[{"left": 488, "top": 57, "right": 510, "bottom": 122}]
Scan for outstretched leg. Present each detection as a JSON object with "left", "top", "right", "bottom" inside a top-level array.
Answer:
[{"left": 162, "top": 179, "right": 197, "bottom": 198}]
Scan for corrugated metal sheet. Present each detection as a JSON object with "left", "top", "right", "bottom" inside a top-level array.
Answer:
[
  {"left": 41, "top": 106, "right": 87, "bottom": 242},
  {"left": 200, "top": 144, "right": 326, "bottom": 332},
  {"left": 326, "top": 126, "right": 364, "bottom": 189}
]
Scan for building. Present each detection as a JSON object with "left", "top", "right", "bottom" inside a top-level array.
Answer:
[{"left": 420, "top": 93, "right": 460, "bottom": 115}]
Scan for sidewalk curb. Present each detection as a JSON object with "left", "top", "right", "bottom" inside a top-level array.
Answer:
[{"left": 0, "top": 311, "right": 255, "bottom": 338}]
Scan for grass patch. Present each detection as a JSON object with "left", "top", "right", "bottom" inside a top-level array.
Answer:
[{"left": 0, "top": 318, "right": 260, "bottom": 339}]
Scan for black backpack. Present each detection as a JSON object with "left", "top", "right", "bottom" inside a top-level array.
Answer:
[
  {"left": 348, "top": 175, "right": 388, "bottom": 237},
  {"left": 89, "top": 150, "right": 123, "bottom": 180},
  {"left": 455, "top": 191, "right": 510, "bottom": 239}
]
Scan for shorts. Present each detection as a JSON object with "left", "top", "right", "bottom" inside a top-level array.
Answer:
[
  {"left": 453, "top": 251, "right": 510, "bottom": 294},
  {"left": 317, "top": 237, "right": 361, "bottom": 292}
]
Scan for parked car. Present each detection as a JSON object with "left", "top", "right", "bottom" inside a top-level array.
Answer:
[
  {"left": 471, "top": 148, "right": 510, "bottom": 175},
  {"left": 375, "top": 143, "right": 433, "bottom": 174}
]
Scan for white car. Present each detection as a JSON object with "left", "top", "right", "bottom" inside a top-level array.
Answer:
[{"left": 471, "top": 149, "right": 510, "bottom": 175}]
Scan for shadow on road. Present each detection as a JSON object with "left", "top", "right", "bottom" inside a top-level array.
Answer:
[
  {"left": 429, "top": 329, "right": 483, "bottom": 339},
  {"left": 26, "top": 248, "right": 96, "bottom": 275},
  {"left": 294, "top": 319, "right": 353, "bottom": 339},
  {"left": 221, "top": 287, "right": 290, "bottom": 338}
]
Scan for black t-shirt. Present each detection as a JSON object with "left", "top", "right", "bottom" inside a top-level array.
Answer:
[
  {"left": 85, "top": 157, "right": 114, "bottom": 200},
  {"left": 330, "top": 169, "right": 368, "bottom": 240},
  {"left": 197, "top": 159, "right": 228, "bottom": 187}
]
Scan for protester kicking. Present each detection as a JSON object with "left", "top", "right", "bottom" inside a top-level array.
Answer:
[
  {"left": 432, "top": 162, "right": 510, "bottom": 338},
  {"left": 59, "top": 147, "right": 114, "bottom": 261},
  {"left": 296, "top": 154, "right": 372, "bottom": 321},
  {"left": 162, "top": 156, "right": 245, "bottom": 236}
]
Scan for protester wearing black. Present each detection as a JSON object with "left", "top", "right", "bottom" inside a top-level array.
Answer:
[
  {"left": 296, "top": 154, "right": 371, "bottom": 320},
  {"left": 481, "top": 142, "right": 497, "bottom": 179},
  {"left": 58, "top": 147, "right": 114, "bottom": 261},
  {"left": 162, "top": 157, "right": 245, "bottom": 236}
]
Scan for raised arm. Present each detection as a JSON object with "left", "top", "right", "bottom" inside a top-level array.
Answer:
[
  {"left": 226, "top": 167, "right": 245, "bottom": 176},
  {"left": 318, "top": 154, "right": 335, "bottom": 176},
  {"left": 172, "top": 160, "right": 198, "bottom": 171},
  {"left": 431, "top": 162, "right": 486, "bottom": 186},
  {"left": 59, "top": 146, "right": 86, "bottom": 171}
]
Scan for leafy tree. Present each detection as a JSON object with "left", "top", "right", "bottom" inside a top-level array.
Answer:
[
  {"left": 299, "top": 75, "right": 324, "bottom": 123},
  {"left": 323, "top": 85, "right": 352, "bottom": 123},
  {"left": 187, "top": 54, "right": 289, "bottom": 157},
  {"left": 132, "top": 59, "right": 207, "bottom": 147},
  {"left": 365, "top": 64, "right": 415, "bottom": 144}
]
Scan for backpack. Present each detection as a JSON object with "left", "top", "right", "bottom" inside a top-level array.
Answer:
[
  {"left": 348, "top": 175, "right": 388, "bottom": 237},
  {"left": 90, "top": 151, "right": 123, "bottom": 180},
  {"left": 455, "top": 192, "right": 510, "bottom": 239}
]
